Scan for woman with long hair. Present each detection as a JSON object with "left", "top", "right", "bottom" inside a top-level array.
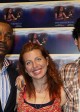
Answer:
[{"left": 17, "top": 42, "right": 66, "bottom": 112}]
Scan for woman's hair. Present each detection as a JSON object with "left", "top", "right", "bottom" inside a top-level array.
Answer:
[{"left": 19, "top": 42, "right": 62, "bottom": 100}]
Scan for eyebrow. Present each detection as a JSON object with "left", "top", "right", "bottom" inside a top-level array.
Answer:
[{"left": 0, "top": 31, "right": 12, "bottom": 35}]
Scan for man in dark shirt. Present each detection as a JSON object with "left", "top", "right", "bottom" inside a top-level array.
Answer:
[{"left": 0, "top": 21, "right": 18, "bottom": 112}]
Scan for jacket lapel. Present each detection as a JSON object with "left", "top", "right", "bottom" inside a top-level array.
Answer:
[{"left": 4, "top": 65, "right": 17, "bottom": 112}]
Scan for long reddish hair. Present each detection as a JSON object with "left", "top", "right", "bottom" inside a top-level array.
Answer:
[{"left": 19, "top": 42, "right": 62, "bottom": 100}]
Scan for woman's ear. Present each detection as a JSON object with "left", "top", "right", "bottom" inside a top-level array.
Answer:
[{"left": 74, "top": 38, "right": 78, "bottom": 46}]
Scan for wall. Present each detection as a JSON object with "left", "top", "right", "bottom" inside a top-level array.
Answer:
[{"left": 0, "top": 0, "right": 79, "bottom": 69}]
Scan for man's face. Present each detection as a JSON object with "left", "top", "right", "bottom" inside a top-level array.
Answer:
[
  {"left": 74, "top": 36, "right": 80, "bottom": 52},
  {"left": 0, "top": 22, "right": 13, "bottom": 57}
]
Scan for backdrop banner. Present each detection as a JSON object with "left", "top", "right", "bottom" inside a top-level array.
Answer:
[{"left": 0, "top": 1, "right": 80, "bottom": 28}]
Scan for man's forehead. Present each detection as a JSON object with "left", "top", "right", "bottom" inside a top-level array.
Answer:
[
  {"left": 0, "top": 22, "right": 11, "bottom": 28},
  {"left": 0, "top": 23, "right": 12, "bottom": 32}
]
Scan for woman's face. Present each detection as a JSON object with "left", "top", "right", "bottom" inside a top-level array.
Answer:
[
  {"left": 60, "top": 6, "right": 64, "bottom": 11},
  {"left": 23, "top": 49, "right": 48, "bottom": 80},
  {"left": 9, "top": 9, "right": 13, "bottom": 13}
]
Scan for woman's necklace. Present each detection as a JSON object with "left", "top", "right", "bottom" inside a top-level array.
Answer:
[{"left": 35, "top": 88, "right": 42, "bottom": 93}]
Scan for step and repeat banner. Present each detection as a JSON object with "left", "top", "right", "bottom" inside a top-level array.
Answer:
[
  {"left": 0, "top": 1, "right": 79, "bottom": 28},
  {"left": 12, "top": 28, "right": 78, "bottom": 54},
  {"left": 0, "top": 0, "right": 79, "bottom": 69}
]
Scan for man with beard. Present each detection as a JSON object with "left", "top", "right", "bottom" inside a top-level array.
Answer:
[
  {"left": 0, "top": 21, "right": 18, "bottom": 112},
  {"left": 60, "top": 18, "right": 80, "bottom": 112}
]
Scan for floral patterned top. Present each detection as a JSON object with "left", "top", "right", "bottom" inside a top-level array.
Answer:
[{"left": 17, "top": 90, "right": 62, "bottom": 112}]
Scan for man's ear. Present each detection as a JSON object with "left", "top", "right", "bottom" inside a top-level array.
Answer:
[{"left": 74, "top": 38, "right": 78, "bottom": 46}]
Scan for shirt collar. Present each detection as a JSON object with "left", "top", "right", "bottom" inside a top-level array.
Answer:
[
  {"left": 75, "top": 57, "right": 80, "bottom": 66},
  {"left": 3, "top": 58, "right": 11, "bottom": 68}
]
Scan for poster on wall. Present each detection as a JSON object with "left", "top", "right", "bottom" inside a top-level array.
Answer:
[
  {"left": 3, "top": 7, "right": 23, "bottom": 27},
  {"left": 0, "top": 1, "right": 80, "bottom": 28},
  {"left": 54, "top": 5, "right": 74, "bottom": 27},
  {"left": 11, "top": 27, "right": 79, "bottom": 54}
]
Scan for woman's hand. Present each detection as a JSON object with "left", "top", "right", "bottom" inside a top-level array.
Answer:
[{"left": 15, "top": 75, "right": 26, "bottom": 90}]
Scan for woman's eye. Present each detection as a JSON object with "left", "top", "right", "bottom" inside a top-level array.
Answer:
[
  {"left": 26, "top": 61, "right": 31, "bottom": 65},
  {"left": 36, "top": 58, "right": 42, "bottom": 61}
]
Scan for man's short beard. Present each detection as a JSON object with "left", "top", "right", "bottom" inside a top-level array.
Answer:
[{"left": 0, "top": 54, "right": 5, "bottom": 60}]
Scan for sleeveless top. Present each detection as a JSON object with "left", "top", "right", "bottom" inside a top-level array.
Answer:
[{"left": 17, "top": 90, "right": 62, "bottom": 112}]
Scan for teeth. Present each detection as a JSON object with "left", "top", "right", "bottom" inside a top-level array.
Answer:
[{"left": 33, "top": 69, "right": 41, "bottom": 74}]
